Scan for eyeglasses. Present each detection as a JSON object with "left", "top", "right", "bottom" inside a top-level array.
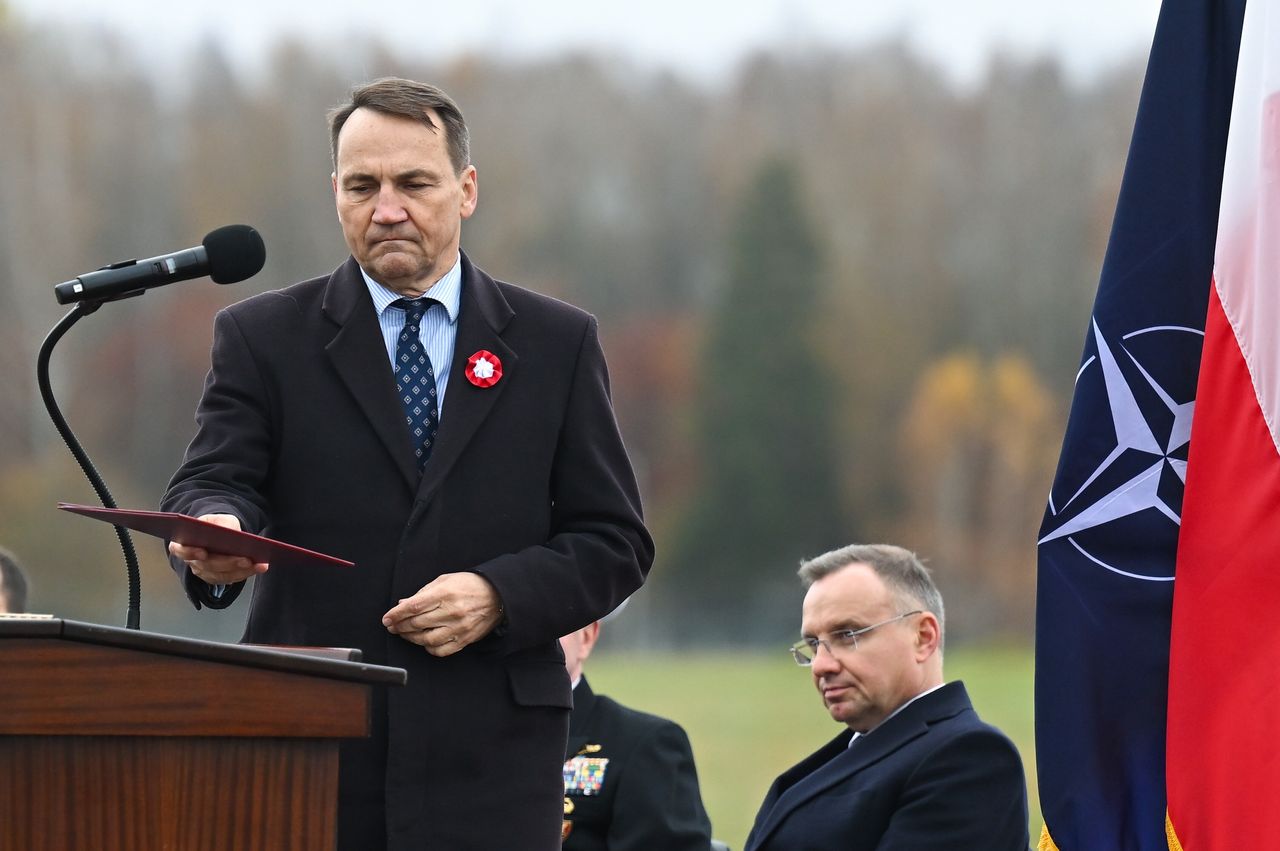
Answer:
[{"left": 789, "top": 611, "right": 923, "bottom": 666}]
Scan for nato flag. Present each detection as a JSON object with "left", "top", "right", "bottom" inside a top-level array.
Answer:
[{"left": 1034, "top": 0, "right": 1246, "bottom": 848}]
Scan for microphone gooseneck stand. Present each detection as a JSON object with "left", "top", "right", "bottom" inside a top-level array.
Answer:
[{"left": 37, "top": 297, "right": 143, "bottom": 630}]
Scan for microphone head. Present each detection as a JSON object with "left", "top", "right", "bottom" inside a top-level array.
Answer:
[{"left": 203, "top": 224, "right": 266, "bottom": 284}]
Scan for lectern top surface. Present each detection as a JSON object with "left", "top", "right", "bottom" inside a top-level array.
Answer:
[{"left": 0, "top": 616, "right": 406, "bottom": 686}]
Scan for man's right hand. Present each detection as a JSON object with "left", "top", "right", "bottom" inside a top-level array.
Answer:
[{"left": 168, "top": 513, "right": 269, "bottom": 586}]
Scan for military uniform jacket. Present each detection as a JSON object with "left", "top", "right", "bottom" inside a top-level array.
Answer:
[
  {"left": 563, "top": 677, "right": 713, "bottom": 851},
  {"left": 162, "top": 253, "right": 653, "bottom": 851}
]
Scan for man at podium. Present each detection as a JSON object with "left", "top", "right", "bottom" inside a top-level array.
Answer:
[{"left": 163, "top": 77, "right": 652, "bottom": 850}]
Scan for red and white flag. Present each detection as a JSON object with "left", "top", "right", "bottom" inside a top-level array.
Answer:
[{"left": 1167, "top": 0, "right": 1280, "bottom": 846}]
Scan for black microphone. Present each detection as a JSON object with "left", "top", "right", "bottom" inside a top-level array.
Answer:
[{"left": 54, "top": 224, "right": 266, "bottom": 305}]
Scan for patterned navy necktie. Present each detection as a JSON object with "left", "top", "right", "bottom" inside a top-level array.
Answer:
[{"left": 391, "top": 297, "right": 440, "bottom": 473}]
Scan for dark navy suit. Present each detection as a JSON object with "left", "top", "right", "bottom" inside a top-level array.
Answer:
[{"left": 745, "top": 682, "right": 1029, "bottom": 851}]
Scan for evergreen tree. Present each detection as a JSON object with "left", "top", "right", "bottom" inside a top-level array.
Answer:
[{"left": 668, "top": 160, "right": 850, "bottom": 643}]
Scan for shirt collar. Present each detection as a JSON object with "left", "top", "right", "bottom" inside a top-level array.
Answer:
[
  {"left": 360, "top": 253, "right": 462, "bottom": 324},
  {"left": 848, "top": 682, "right": 947, "bottom": 747}
]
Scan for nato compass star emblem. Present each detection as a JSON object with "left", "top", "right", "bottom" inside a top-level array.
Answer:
[{"left": 1038, "top": 319, "right": 1204, "bottom": 581}]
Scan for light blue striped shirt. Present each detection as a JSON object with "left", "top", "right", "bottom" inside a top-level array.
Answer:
[{"left": 360, "top": 255, "right": 462, "bottom": 418}]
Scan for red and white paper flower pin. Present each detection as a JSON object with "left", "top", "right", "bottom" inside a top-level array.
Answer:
[{"left": 465, "top": 350, "right": 503, "bottom": 388}]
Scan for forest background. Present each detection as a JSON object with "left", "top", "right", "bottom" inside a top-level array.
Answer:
[
  {"left": 0, "top": 4, "right": 1146, "bottom": 643},
  {"left": 0, "top": 2, "right": 1160, "bottom": 838},
  {"left": 0, "top": 1, "right": 1145, "bottom": 646}
]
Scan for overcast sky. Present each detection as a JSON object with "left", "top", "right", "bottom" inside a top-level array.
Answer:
[{"left": 7, "top": 0, "right": 1161, "bottom": 85}]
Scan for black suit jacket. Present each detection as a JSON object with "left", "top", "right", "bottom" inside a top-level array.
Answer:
[
  {"left": 162, "top": 254, "right": 653, "bottom": 851},
  {"left": 745, "top": 681, "right": 1029, "bottom": 851},
  {"left": 562, "top": 677, "right": 712, "bottom": 851}
]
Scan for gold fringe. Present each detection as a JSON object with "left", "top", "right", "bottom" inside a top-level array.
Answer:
[
  {"left": 1038, "top": 812, "right": 1185, "bottom": 850},
  {"left": 1166, "top": 811, "right": 1184, "bottom": 851}
]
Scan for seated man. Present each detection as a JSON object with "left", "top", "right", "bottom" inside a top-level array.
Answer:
[
  {"left": 559, "top": 618, "right": 714, "bottom": 850},
  {"left": 746, "top": 544, "right": 1029, "bottom": 851}
]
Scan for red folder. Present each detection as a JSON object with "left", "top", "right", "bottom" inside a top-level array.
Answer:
[{"left": 58, "top": 503, "right": 354, "bottom": 568}]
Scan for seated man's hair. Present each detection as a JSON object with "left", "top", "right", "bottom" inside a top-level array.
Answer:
[{"left": 797, "top": 544, "right": 944, "bottom": 644}]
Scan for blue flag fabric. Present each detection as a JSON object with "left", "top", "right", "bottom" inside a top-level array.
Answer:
[{"left": 1034, "top": 0, "right": 1245, "bottom": 848}]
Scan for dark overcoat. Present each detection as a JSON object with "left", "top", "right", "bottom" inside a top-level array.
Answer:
[{"left": 163, "top": 253, "right": 653, "bottom": 850}]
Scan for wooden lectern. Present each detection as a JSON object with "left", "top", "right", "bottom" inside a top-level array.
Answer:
[{"left": 0, "top": 617, "right": 406, "bottom": 851}]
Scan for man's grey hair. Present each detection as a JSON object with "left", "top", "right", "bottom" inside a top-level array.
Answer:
[
  {"left": 328, "top": 77, "right": 472, "bottom": 174},
  {"left": 798, "top": 544, "right": 945, "bottom": 643}
]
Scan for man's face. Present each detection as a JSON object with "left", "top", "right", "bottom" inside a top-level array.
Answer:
[
  {"left": 332, "top": 107, "right": 477, "bottom": 296},
  {"left": 800, "top": 563, "right": 926, "bottom": 732}
]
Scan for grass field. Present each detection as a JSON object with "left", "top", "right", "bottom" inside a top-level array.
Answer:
[{"left": 587, "top": 644, "right": 1037, "bottom": 850}]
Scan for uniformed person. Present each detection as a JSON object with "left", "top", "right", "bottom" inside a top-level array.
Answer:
[{"left": 559, "top": 620, "right": 714, "bottom": 850}]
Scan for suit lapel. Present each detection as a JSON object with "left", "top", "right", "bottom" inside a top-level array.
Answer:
[
  {"left": 322, "top": 258, "right": 420, "bottom": 493},
  {"left": 748, "top": 683, "right": 972, "bottom": 851},
  {"left": 748, "top": 732, "right": 872, "bottom": 850},
  {"left": 416, "top": 254, "right": 516, "bottom": 506}
]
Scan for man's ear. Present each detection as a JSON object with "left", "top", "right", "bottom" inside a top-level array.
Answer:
[
  {"left": 915, "top": 612, "right": 941, "bottom": 661},
  {"left": 579, "top": 620, "right": 602, "bottom": 661},
  {"left": 459, "top": 165, "right": 478, "bottom": 219}
]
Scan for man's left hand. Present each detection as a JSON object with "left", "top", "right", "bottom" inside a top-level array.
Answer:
[{"left": 382, "top": 572, "right": 504, "bottom": 657}]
